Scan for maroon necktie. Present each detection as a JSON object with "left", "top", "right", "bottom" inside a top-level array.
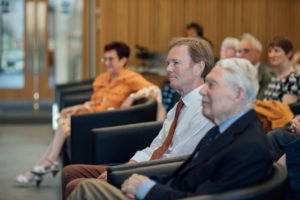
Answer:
[{"left": 150, "top": 99, "right": 184, "bottom": 160}]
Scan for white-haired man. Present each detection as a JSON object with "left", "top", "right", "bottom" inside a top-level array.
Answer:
[
  {"left": 220, "top": 37, "right": 240, "bottom": 59},
  {"left": 238, "top": 33, "right": 271, "bottom": 99},
  {"left": 68, "top": 58, "right": 273, "bottom": 200}
]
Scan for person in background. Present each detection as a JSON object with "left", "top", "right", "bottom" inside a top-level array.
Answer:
[
  {"left": 16, "top": 41, "right": 162, "bottom": 186},
  {"left": 61, "top": 37, "right": 215, "bottom": 200},
  {"left": 238, "top": 33, "right": 271, "bottom": 100},
  {"left": 263, "top": 36, "right": 300, "bottom": 104},
  {"left": 185, "top": 22, "right": 218, "bottom": 64},
  {"left": 220, "top": 37, "right": 240, "bottom": 59},
  {"left": 185, "top": 23, "right": 204, "bottom": 38},
  {"left": 68, "top": 58, "right": 273, "bottom": 200}
]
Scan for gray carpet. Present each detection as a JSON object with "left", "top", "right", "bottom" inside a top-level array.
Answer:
[{"left": 0, "top": 124, "right": 61, "bottom": 200}]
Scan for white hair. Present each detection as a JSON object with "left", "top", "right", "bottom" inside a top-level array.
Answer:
[
  {"left": 221, "top": 37, "right": 240, "bottom": 51},
  {"left": 216, "top": 58, "right": 259, "bottom": 109},
  {"left": 241, "top": 33, "right": 262, "bottom": 51}
]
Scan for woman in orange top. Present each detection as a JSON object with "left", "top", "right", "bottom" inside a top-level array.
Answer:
[{"left": 17, "top": 42, "right": 162, "bottom": 185}]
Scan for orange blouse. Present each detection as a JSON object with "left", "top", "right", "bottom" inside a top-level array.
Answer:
[
  {"left": 57, "top": 69, "right": 161, "bottom": 135},
  {"left": 89, "top": 68, "right": 160, "bottom": 112}
]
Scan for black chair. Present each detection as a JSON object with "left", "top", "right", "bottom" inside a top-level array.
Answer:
[
  {"left": 90, "top": 121, "right": 163, "bottom": 165},
  {"left": 54, "top": 78, "right": 94, "bottom": 111},
  {"left": 70, "top": 97, "right": 158, "bottom": 164},
  {"left": 108, "top": 162, "right": 287, "bottom": 200},
  {"left": 107, "top": 155, "right": 187, "bottom": 188},
  {"left": 289, "top": 103, "right": 300, "bottom": 115}
]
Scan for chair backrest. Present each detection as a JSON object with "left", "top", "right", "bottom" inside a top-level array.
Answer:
[
  {"left": 71, "top": 97, "right": 157, "bottom": 164},
  {"left": 91, "top": 121, "right": 163, "bottom": 164},
  {"left": 55, "top": 78, "right": 94, "bottom": 110},
  {"left": 182, "top": 163, "right": 287, "bottom": 200}
]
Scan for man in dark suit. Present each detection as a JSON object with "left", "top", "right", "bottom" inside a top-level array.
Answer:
[{"left": 68, "top": 58, "right": 273, "bottom": 200}]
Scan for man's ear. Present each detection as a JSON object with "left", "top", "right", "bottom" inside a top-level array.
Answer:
[
  {"left": 234, "top": 86, "right": 246, "bottom": 104},
  {"left": 193, "top": 61, "right": 205, "bottom": 77}
]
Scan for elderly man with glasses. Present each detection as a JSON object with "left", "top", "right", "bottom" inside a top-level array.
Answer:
[{"left": 238, "top": 33, "right": 272, "bottom": 99}]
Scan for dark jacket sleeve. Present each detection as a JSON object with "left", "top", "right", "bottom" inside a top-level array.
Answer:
[{"left": 144, "top": 141, "right": 272, "bottom": 200}]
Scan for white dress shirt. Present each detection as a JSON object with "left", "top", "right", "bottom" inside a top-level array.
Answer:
[{"left": 130, "top": 85, "right": 214, "bottom": 162}]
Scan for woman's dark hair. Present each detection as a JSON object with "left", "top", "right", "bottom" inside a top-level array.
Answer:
[
  {"left": 104, "top": 41, "right": 130, "bottom": 59},
  {"left": 268, "top": 36, "right": 293, "bottom": 55},
  {"left": 186, "top": 23, "right": 204, "bottom": 37}
]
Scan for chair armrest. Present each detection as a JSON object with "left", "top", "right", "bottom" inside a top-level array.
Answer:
[
  {"left": 107, "top": 159, "right": 184, "bottom": 188},
  {"left": 71, "top": 97, "right": 157, "bottom": 164},
  {"left": 179, "top": 163, "right": 287, "bottom": 200},
  {"left": 109, "top": 155, "right": 188, "bottom": 172},
  {"left": 91, "top": 121, "right": 164, "bottom": 164}
]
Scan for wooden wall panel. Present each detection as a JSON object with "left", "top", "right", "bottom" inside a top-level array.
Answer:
[{"left": 92, "top": 0, "right": 300, "bottom": 75}]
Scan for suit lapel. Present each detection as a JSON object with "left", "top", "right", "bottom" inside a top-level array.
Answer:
[{"left": 177, "top": 110, "right": 258, "bottom": 176}]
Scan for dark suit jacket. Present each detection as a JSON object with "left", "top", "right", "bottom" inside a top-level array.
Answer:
[
  {"left": 257, "top": 62, "right": 272, "bottom": 100},
  {"left": 144, "top": 110, "right": 273, "bottom": 200},
  {"left": 285, "top": 138, "right": 300, "bottom": 199}
]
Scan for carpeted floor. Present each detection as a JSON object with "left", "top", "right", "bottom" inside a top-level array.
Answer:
[{"left": 0, "top": 124, "right": 61, "bottom": 200}]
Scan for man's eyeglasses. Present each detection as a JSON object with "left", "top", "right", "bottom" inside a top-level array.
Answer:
[
  {"left": 101, "top": 57, "right": 117, "bottom": 63},
  {"left": 237, "top": 48, "right": 255, "bottom": 54}
]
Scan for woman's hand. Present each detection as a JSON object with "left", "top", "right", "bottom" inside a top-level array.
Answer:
[
  {"left": 60, "top": 105, "right": 85, "bottom": 117},
  {"left": 120, "top": 95, "right": 134, "bottom": 108},
  {"left": 282, "top": 94, "right": 298, "bottom": 105}
]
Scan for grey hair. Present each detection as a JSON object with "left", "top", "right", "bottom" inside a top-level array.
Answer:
[
  {"left": 241, "top": 33, "right": 262, "bottom": 51},
  {"left": 221, "top": 37, "right": 240, "bottom": 51},
  {"left": 216, "top": 58, "right": 259, "bottom": 109}
]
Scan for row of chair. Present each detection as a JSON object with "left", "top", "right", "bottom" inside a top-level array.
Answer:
[{"left": 54, "top": 79, "right": 293, "bottom": 200}]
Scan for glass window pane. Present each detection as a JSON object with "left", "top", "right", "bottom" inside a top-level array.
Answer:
[{"left": 0, "top": 0, "right": 25, "bottom": 88}]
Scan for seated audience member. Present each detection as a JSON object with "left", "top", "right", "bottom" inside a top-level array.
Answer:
[
  {"left": 68, "top": 58, "right": 273, "bottom": 200},
  {"left": 220, "top": 37, "right": 239, "bottom": 59},
  {"left": 161, "top": 80, "right": 180, "bottom": 112},
  {"left": 264, "top": 36, "right": 300, "bottom": 104},
  {"left": 61, "top": 38, "right": 215, "bottom": 200},
  {"left": 292, "top": 50, "right": 300, "bottom": 74},
  {"left": 267, "top": 115, "right": 300, "bottom": 161},
  {"left": 267, "top": 115, "right": 300, "bottom": 200},
  {"left": 185, "top": 22, "right": 204, "bottom": 39},
  {"left": 185, "top": 23, "right": 218, "bottom": 65},
  {"left": 16, "top": 41, "right": 162, "bottom": 185},
  {"left": 238, "top": 33, "right": 271, "bottom": 99}
]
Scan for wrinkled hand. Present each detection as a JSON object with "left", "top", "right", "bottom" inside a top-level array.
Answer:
[
  {"left": 97, "top": 170, "right": 107, "bottom": 180},
  {"left": 120, "top": 96, "right": 134, "bottom": 108},
  {"left": 289, "top": 115, "right": 300, "bottom": 135},
  {"left": 121, "top": 174, "right": 149, "bottom": 199}
]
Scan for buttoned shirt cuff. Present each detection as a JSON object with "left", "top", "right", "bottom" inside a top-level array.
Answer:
[{"left": 136, "top": 179, "right": 156, "bottom": 199}]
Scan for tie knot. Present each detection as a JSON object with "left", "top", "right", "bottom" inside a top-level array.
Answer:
[
  {"left": 203, "top": 126, "right": 220, "bottom": 145},
  {"left": 177, "top": 99, "right": 184, "bottom": 110}
]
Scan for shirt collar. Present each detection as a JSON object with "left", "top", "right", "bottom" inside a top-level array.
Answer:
[
  {"left": 181, "top": 85, "right": 203, "bottom": 107},
  {"left": 219, "top": 109, "right": 250, "bottom": 133},
  {"left": 254, "top": 62, "right": 260, "bottom": 70}
]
